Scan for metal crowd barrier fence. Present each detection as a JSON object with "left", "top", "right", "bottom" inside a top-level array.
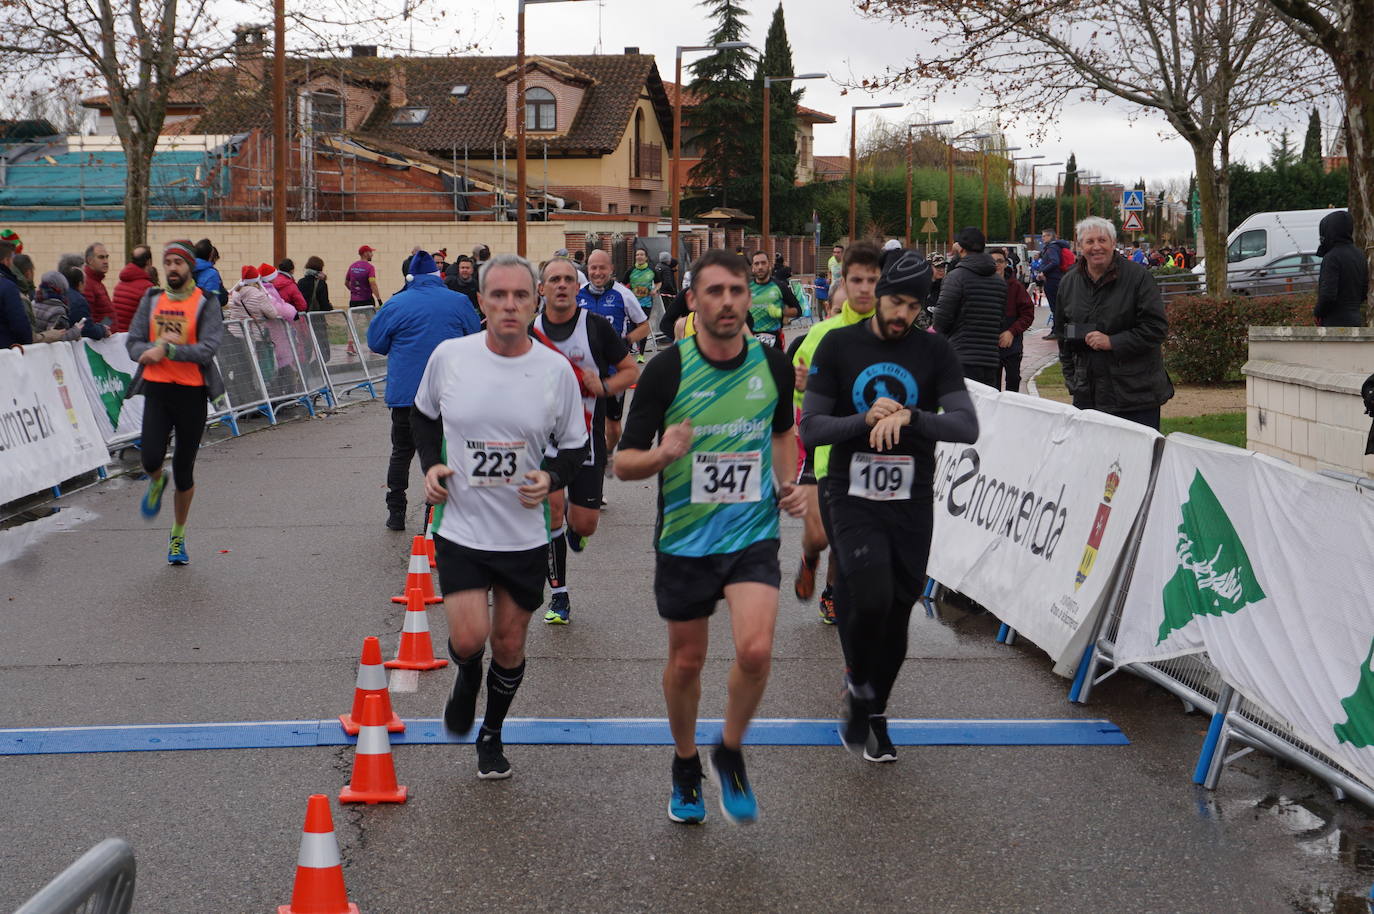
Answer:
[
  {"left": 14, "top": 838, "right": 135, "bottom": 914},
  {"left": 1065, "top": 465, "right": 1374, "bottom": 809}
]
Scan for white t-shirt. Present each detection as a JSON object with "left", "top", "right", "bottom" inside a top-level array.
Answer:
[{"left": 414, "top": 333, "right": 588, "bottom": 552}]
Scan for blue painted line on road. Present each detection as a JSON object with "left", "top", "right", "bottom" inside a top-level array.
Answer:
[{"left": 0, "top": 717, "right": 1127, "bottom": 756}]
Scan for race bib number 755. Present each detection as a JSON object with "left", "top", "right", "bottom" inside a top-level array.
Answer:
[
  {"left": 691, "top": 451, "right": 762, "bottom": 504},
  {"left": 464, "top": 439, "right": 525, "bottom": 487}
]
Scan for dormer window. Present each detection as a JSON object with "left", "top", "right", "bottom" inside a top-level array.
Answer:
[
  {"left": 392, "top": 107, "right": 429, "bottom": 125},
  {"left": 525, "top": 87, "right": 555, "bottom": 131},
  {"left": 308, "top": 90, "right": 344, "bottom": 133}
]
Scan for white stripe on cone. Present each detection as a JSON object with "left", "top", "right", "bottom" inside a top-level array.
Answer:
[
  {"left": 297, "top": 831, "right": 342, "bottom": 869},
  {"left": 401, "top": 607, "right": 430, "bottom": 634},
  {"left": 407, "top": 554, "right": 428, "bottom": 574},
  {"left": 356, "top": 724, "right": 391, "bottom": 756},
  {"left": 355, "top": 660, "right": 387, "bottom": 691}
]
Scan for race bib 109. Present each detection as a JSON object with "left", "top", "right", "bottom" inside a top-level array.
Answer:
[
  {"left": 848, "top": 453, "right": 912, "bottom": 501},
  {"left": 464, "top": 438, "right": 525, "bottom": 487},
  {"left": 691, "top": 451, "right": 762, "bottom": 504}
]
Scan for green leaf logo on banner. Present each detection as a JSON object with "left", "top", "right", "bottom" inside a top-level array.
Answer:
[
  {"left": 84, "top": 345, "right": 132, "bottom": 429},
  {"left": 1157, "top": 470, "right": 1267, "bottom": 643},
  {"left": 1334, "top": 638, "right": 1374, "bottom": 748}
]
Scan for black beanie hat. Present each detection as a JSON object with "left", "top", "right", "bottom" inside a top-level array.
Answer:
[
  {"left": 874, "top": 249, "right": 932, "bottom": 301},
  {"left": 956, "top": 226, "right": 986, "bottom": 252}
]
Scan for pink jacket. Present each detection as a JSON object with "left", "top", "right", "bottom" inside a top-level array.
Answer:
[{"left": 270, "top": 273, "right": 308, "bottom": 312}]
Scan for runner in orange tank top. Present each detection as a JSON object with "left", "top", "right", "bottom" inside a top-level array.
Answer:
[{"left": 125, "top": 240, "right": 225, "bottom": 565}]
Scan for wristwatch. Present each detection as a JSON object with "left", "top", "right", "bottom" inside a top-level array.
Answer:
[{"left": 162, "top": 341, "right": 177, "bottom": 358}]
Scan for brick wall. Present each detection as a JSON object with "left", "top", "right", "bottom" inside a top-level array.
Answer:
[{"left": 504, "top": 72, "right": 588, "bottom": 137}]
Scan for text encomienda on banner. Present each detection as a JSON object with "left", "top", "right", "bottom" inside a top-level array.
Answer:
[
  {"left": 927, "top": 383, "right": 1161, "bottom": 673},
  {"left": 0, "top": 342, "right": 107, "bottom": 504}
]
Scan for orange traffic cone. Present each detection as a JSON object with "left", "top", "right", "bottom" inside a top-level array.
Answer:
[
  {"left": 384, "top": 587, "right": 449, "bottom": 671},
  {"left": 340, "top": 636, "right": 404, "bottom": 736},
  {"left": 278, "top": 794, "right": 360, "bottom": 914},
  {"left": 424, "top": 514, "right": 437, "bottom": 569},
  {"left": 340, "top": 694, "right": 408, "bottom": 805},
  {"left": 392, "top": 535, "right": 440, "bottom": 604}
]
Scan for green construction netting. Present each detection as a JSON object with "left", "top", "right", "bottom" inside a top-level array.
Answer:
[{"left": 0, "top": 148, "right": 229, "bottom": 221}]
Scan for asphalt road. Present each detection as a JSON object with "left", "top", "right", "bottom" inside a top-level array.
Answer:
[{"left": 2, "top": 391, "right": 1373, "bottom": 913}]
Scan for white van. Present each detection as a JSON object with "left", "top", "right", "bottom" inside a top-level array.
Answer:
[{"left": 1194, "top": 208, "right": 1339, "bottom": 276}]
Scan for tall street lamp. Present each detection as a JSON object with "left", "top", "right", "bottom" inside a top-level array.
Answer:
[
  {"left": 517, "top": 0, "right": 593, "bottom": 258},
  {"left": 904, "top": 119, "right": 953, "bottom": 246},
  {"left": 947, "top": 132, "right": 990, "bottom": 248},
  {"left": 762, "top": 71, "right": 826, "bottom": 256},
  {"left": 849, "top": 101, "right": 903, "bottom": 242},
  {"left": 983, "top": 145, "right": 1019, "bottom": 237},
  {"left": 1028, "top": 161, "right": 1062, "bottom": 238},
  {"left": 672, "top": 41, "right": 752, "bottom": 266},
  {"left": 1008, "top": 154, "right": 1043, "bottom": 241}
]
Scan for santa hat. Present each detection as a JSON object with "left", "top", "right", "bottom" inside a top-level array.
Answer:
[
  {"left": 257, "top": 262, "right": 278, "bottom": 281},
  {"left": 408, "top": 250, "right": 439, "bottom": 276},
  {"left": 0, "top": 228, "right": 21, "bottom": 254},
  {"left": 241, "top": 265, "right": 260, "bottom": 281}
]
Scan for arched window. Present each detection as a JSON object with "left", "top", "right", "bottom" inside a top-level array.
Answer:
[
  {"left": 525, "top": 87, "right": 555, "bottom": 131},
  {"left": 631, "top": 109, "right": 645, "bottom": 177}
]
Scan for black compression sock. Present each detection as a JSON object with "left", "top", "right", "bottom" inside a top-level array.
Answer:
[
  {"left": 481, "top": 659, "right": 526, "bottom": 733},
  {"left": 548, "top": 528, "right": 568, "bottom": 591}
]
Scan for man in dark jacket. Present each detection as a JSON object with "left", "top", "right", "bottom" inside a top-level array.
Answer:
[
  {"left": 445, "top": 255, "right": 479, "bottom": 301},
  {"left": 933, "top": 228, "right": 1006, "bottom": 388},
  {"left": 1315, "top": 210, "right": 1367, "bottom": 327},
  {"left": 1056, "top": 217, "right": 1173, "bottom": 429},
  {"left": 992, "top": 247, "right": 1035, "bottom": 391},
  {"left": 1037, "top": 229, "right": 1073, "bottom": 336},
  {"left": 366, "top": 250, "right": 482, "bottom": 531},
  {"left": 0, "top": 240, "right": 33, "bottom": 348}
]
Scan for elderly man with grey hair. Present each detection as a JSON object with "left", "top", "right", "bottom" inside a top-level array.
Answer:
[{"left": 1054, "top": 216, "right": 1173, "bottom": 429}]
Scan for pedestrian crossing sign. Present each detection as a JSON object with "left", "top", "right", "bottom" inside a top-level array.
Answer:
[{"left": 1122, "top": 190, "right": 1145, "bottom": 211}]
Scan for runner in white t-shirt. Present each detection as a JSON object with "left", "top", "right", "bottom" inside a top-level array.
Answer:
[{"left": 412, "top": 253, "right": 588, "bottom": 780}]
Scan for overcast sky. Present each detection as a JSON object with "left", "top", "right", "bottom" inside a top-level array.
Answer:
[{"left": 427, "top": 0, "right": 1341, "bottom": 195}]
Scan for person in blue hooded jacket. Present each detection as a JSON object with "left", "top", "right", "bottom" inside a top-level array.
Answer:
[
  {"left": 192, "top": 239, "right": 224, "bottom": 297},
  {"left": 367, "top": 250, "right": 482, "bottom": 531}
]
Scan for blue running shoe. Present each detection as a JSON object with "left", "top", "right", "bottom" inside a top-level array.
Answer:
[
  {"left": 567, "top": 531, "right": 588, "bottom": 553},
  {"left": 167, "top": 534, "right": 189, "bottom": 565},
  {"left": 543, "top": 592, "right": 571, "bottom": 625},
  {"left": 668, "top": 754, "right": 706, "bottom": 824},
  {"left": 708, "top": 744, "right": 757, "bottom": 824},
  {"left": 141, "top": 474, "right": 166, "bottom": 519}
]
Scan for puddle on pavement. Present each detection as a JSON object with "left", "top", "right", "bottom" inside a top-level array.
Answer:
[{"left": 0, "top": 505, "right": 97, "bottom": 567}]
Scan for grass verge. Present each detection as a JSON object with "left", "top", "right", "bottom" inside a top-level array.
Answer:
[{"left": 1159, "top": 413, "right": 1246, "bottom": 448}]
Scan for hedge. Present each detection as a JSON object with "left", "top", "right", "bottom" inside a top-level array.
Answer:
[{"left": 1164, "top": 294, "right": 1316, "bottom": 384}]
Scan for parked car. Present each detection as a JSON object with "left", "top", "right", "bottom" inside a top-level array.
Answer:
[
  {"left": 1227, "top": 251, "right": 1321, "bottom": 297},
  {"left": 1194, "top": 208, "right": 1338, "bottom": 277}
]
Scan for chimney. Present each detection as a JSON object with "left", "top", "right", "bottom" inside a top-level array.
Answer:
[
  {"left": 351, "top": 45, "right": 378, "bottom": 58},
  {"left": 233, "top": 25, "right": 268, "bottom": 86},
  {"left": 388, "top": 63, "right": 408, "bottom": 108},
  {"left": 624, "top": 47, "right": 640, "bottom": 55}
]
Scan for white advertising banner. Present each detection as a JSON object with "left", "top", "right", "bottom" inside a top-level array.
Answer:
[
  {"left": 72, "top": 333, "right": 144, "bottom": 445},
  {"left": 0, "top": 343, "right": 108, "bottom": 504},
  {"left": 1114, "top": 435, "right": 1374, "bottom": 789},
  {"left": 928, "top": 384, "right": 1160, "bottom": 672}
]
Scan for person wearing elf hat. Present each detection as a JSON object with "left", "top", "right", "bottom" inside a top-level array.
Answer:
[
  {"left": 0, "top": 229, "right": 22, "bottom": 255},
  {"left": 125, "top": 240, "right": 225, "bottom": 565}
]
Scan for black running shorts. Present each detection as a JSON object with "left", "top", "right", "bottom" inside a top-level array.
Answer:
[
  {"left": 433, "top": 533, "right": 546, "bottom": 612},
  {"left": 605, "top": 392, "right": 626, "bottom": 422},
  {"left": 566, "top": 462, "right": 605, "bottom": 511},
  {"left": 654, "top": 538, "right": 781, "bottom": 621}
]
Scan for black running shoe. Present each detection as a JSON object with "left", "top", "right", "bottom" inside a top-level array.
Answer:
[
  {"left": 476, "top": 728, "right": 512, "bottom": 779},
  {"left": 864, "top": 716, "right": 897, "bottom": 763},
  {"left": 443, "top": 657, "right": 480, "bottom": 736},
  {"left": 385, "top": 508, "right": 406, "bottom": 531},
  {"left": 838, "top": 694, "right": 871, "bottom": 753}
]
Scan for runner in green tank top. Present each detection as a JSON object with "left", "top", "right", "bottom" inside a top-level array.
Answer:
[
  {"left": 616, "top": 249, "right": 806, "bottom": 827},
  {"left": 625, "top": 248, "right": 658, "bottom": 363},
  {"left": 747, "top": 250, "right": 800, "bottom": 349}
]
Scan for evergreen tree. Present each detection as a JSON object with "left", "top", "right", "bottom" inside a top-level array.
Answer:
[
  {"left": 687, "top": 0, "right": 756, "bottom": 209},
  {"left": 756, "top": 2, "right": 801, "bottom": 229},
  {"left": 1063, "top": 152, "right": 1078, "bottom": 195},
  {"left": 1301, "top": 108, "right": 1323, "bottom": 167},
  {"left": 1269, "top": 129, "right": 1296, "bottom": 168}
]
